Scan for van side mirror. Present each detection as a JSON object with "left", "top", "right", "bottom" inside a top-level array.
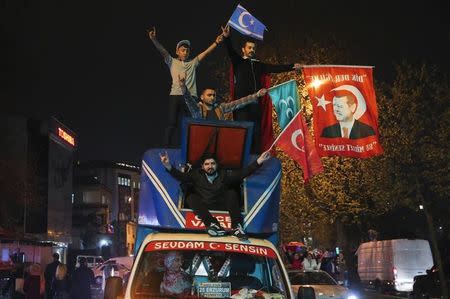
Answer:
[
  {"left": 297, "top": 286, "right": 315, "bottom": 299},
  {"left": 104, "top": 276, "right": 123, "bottom": 299}
]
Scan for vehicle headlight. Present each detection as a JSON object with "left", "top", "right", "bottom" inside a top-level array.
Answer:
[{"left": 347, "top": 295, "right": 358, "bottom": 299}]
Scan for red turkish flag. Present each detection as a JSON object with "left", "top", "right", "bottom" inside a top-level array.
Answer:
[
  {"left": 274, "top": 111, "right": 323, "bottom": 183},
  {"left": 303, "top": 66, "right": 383, "bottom": 158}
]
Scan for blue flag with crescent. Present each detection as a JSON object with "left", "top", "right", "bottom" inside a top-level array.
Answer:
[
  {"left": 228, "top": 4, "right": 266, "bottom": 40},
  {"left": 268, "top": 79, "right": 300, "bottom": 130}
]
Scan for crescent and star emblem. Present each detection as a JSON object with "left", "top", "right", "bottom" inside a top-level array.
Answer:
[
  {"left": 291, "top": 129, "right": 305, "bottom": 152},
  {"left": 238, "top": 11, "right": 251, "bottom": 28}
]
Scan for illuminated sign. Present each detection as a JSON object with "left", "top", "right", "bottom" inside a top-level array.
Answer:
[
  {"left": 57, "top": 127, "right": 75, "bottom": 146},
  {"left": 145, "top": 241, "right": 276, "bottom": 258}
]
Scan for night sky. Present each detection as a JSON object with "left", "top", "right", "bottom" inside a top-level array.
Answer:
[{"left": 2, "top": 0, "right": 449, "bottom": 165}]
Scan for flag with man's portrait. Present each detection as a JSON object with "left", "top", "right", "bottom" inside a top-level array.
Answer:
[
  {"left": 268, "top": 79, "right": 300, "bottom": 130},
  {"left": 228, "top": 4, "right": 267, "bottom": 40},
  {"left": 302, "top": 65, "right": 383, "bottom": 158},
  {"left": 274, "top": 111, "right": 323, "bottom": 183}
]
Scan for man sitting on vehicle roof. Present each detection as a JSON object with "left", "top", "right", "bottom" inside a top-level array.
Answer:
[{"left": 159, "top": 150, "right": 271, "bottom": 240}]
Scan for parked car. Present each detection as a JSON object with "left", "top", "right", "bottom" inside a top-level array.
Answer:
[
  {"left": 93, "top": 262, "right": 131, "bottom": 282},
  {"left": 75, "top": 255, "right": 104, "bottom": 268},
  {"left": 288, "top": 270, "right": 358, "bottom": 299},
  {"left": 101, "top": 256, "right": 133, "bottom": 270},
  {"left": 411, "top": 265, "right": 450, "bottom": 299}
]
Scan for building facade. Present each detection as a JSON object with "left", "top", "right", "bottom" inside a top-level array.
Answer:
[
  {"left": 73, "top": 161, "right": 140, "bottom": 256},
  {"left": 0, "top": 115, "right": 76, "bottom": 263}
]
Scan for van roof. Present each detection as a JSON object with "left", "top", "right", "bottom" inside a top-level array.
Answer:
[{"left": 357, "top": 239, "right": 430, "bottom": 252}]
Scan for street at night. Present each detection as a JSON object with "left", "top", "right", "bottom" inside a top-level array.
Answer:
[{"left": 1, "top": 1, "right": 449, "bottom": 299}]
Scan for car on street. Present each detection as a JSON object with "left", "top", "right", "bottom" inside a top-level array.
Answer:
[
  {"left": 411, "top": 265, "right": 450, "bottom": 299},
  {"left": 93, "top": 262, "right": 131, "bottom": 285},
  {"left": 288, "top": 269, "right": 358, "bottom": 299}
]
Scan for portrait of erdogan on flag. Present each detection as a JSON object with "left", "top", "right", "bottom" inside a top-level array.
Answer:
[
  {"left": 321, "top": 86, "right": 375, "bottom": 139},
  {"left": 303, "top": 65, "right": 383, "bottom": 158}
]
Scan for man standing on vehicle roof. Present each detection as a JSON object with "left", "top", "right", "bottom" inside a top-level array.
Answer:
[
  {"left": 148, "top": 26, "right": 224, "bottom": 147},
  {"left": 159, "top": 150, "right": 271, "bottom": 240},
  {"left": 221, "top": 25, "right": 302, "bottom": 153}
]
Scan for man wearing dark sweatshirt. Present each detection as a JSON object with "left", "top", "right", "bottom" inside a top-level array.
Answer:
[
  {"left": 160, "top": 150, "right": 271, "bottom": 240},
  {"left": 222, "top": 25, "right": 301, "bottom": 153}
]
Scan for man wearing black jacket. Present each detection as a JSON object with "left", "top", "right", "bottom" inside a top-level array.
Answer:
[
  {"left": 159, "top": 150, "right": 271, "bottom": 240},
  {"left": 222, "top": 25, "right": 301, "bottom": 153}
]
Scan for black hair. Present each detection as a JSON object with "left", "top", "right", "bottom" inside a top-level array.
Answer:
[
  {"left": 241, "top": 39, "right": 257, "bottom": 48},
  {"left": 199, "top": 152, "right": 217, "bottom": 165}
]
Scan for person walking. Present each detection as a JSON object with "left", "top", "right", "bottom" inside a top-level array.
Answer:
[{"left": 44, "top": 253, "right": 60, "bottom": 299}]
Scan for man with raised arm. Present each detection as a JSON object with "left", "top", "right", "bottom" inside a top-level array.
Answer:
[
  {"left": 178, "top": 75, "right": 268, "bottom": 120},
  {"left": 148, "top": 27, "right": 224, "bottom": 146},
  {"left": 159, "top": 150, "right": 271, "bottom": 240},
  {"left": 221, "top": 25, "right": 302, "bottom": 153}
]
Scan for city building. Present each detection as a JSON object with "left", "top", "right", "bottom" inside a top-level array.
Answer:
[
  {"left": 0, "top": 115, "right": 76, "bottom": 263},
  {"left": 73, "top": 161, "right": 140, "bottom": 256}
]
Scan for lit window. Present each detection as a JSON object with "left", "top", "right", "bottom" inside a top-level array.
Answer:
[
  {"left": 133, "top": 181, "right": 136, "bottom": 188},
  {"left": 127, "top": 178, "right": 131, "bottom": 186},
  {"left": 71, "top": 193, "right": 75, "bottom": 204},
  {"left": 117, "top": 177, "right": 121, "bottom": 185}
]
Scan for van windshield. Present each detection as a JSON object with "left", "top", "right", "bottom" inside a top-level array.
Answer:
[{"left": 129, "top": 240, "right": 290, "bottom": 299}]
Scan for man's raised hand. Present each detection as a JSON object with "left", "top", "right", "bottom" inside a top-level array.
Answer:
[
  {"left": 256, "top": 150, "right": 271, "bottom": 165},
  {"left": 221, "top": 25, "right": 230, "bottom": 38},
  {"left": 148, "top": 26, "right": 156, "bottom": 40},
  {"left": 215, "top": 34, "right": 224, "bottom": 44},
  {"left": 256, "top": 88, "right": 267, "bottom": 97}
]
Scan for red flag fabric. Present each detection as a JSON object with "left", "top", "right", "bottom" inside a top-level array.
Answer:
[
  {"left": 259, "top": 74, "right": 273, "bottom": 152},
  {"left": 302, "top": 66, "right": 383, "bottom": 158},
  {"left": 274, "top": 111, "right": 323, "bottom": 183},
  {"left": 229, "top": 66, "right": 273, "bottom": 152}
]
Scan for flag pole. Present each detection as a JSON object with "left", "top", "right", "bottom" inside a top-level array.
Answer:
[
  {"left": 267, "top": 79, "right": 296, "bottom": 91},
  {"left": 268, "top": 110, "right": 303, "bottom": 151}
]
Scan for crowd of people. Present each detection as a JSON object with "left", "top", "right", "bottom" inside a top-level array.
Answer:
[
  {"left": 148, "top": 24, "right": 300, "bottom": 153},
  {"left": 149, "top": 23, "right": 301, "bottom": 239},
  {"left": 284, "top": 247, "right": 350, "bottom": 287},
  {"left": 1, "top": 254, "right": 95, "bottom": 299}
]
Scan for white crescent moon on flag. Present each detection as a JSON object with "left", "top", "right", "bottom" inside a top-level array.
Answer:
[
  {"left": 238, "top": 11, "right": 251, "bottom": 28},
  {"left": 331, "top": 85, "right": 367, "bottom": 119},
  {"left": 291, "top": 129, "right": 305, "bottom": 152}
]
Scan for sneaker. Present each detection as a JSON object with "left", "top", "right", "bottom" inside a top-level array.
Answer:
[
  {"left": 207, "top": 223, "right": 226, "bottom": 237},
  {"left": 231, "top": 224, "right": 248, "bottom": 240}
]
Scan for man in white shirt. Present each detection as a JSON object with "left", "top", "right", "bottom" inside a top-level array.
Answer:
[{"left": 148, "top": 27, "right": 223, "bottom": 146}]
